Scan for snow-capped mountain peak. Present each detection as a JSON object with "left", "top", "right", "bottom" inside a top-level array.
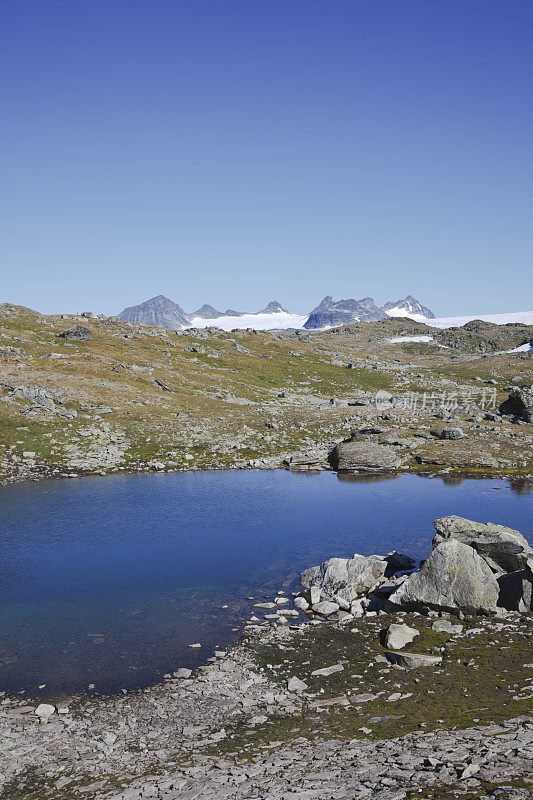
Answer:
[{"left": 383, "top": 295, "right": 435, "bottom": 321}]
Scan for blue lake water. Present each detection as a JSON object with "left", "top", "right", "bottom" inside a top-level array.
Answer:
[{"left": 0, "top": 470, "right": 532, "bottom": 697}]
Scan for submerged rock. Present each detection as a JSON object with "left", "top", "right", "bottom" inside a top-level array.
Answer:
[
  {"left": 432, "top": 515, "right": 532, "bottom": 573},
  {"left": 386, "top": 540, "right": 499, "bottom": 615}
]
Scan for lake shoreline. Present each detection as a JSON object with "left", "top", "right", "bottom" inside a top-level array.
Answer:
[{"left": 1, "top": 606, "right": 532, "bottom": 800}]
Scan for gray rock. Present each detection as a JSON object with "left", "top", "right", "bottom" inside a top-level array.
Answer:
[
  {"left": 34, "top": 703, "right": 56, "bottom": 718},
  {"left": 312, "top": 600, "right": 340, "bottom": 616},
  {"left": 432, "top": 515, "right": 533, "bottom": 572},
  {"left": 331, "top": 441, "right": 402, "bottom": 471},
  {"left": 10, "top": 384, "right": 57, "bottom": 411},
  {"left": 432, "top": 619, "right": 463, "bottom": 634},
  {"left": 387, "top": 540, "right": 500, "bottom": 614},
  {"left": 499, "top": 385, "right": 533, "bottom": 422},
  {"left": 385, "top": 651, "right": 442, "bottom": 669},
  {"left": 57, "top": 325, "right": 92, "bottom": 341},
  {"left": 301, "top": 554, "right": 388, "bottom": 601},
  {"left": 287, "top": 676, "right": 308, "bottom": 692},
  {"left": 230, "top": 342, "right": 251, "bottom": 354},
  {"left": 384, "top": 623, "right": 420, "bottom": 650},
  {"left": 440, "top": 427, "right": 466, "bottom": 440},
  {"left": 173, "top": 668, "right": 193, "bottom": 679},
  {"left": 294, "top": 596, "right": 309, "bottom": 612},
  {"left": 311, "top": 664, "right": 344, "bottom": 677}
]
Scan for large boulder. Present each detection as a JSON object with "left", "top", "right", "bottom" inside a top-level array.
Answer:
[
  {"left": 57, "top": 325, "right": 92, "bottom": 341},
  {"left": 432, "top": 515, "right": 532, "bottom": 573},
  {"left": 301, "top": 554, "right": 388, "bottom": 602},
  {"left": 330, "top": 441, "right": 401, "bottom": 471},
  {"left": 499, "top": 386, "right": 533, "bottom": 422},
  {"left": 386, "top": 539, "right": 500, "bottom": 615}
]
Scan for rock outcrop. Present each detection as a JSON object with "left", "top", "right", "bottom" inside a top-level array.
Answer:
[
  {"left": 499, "top": 386, "right": 533, "bottom": 422},
  {"left": 57, "top": 325, "right": 92, "bottom": 341},
  {"left": 386, "top": 540, "right": 500, "bottom": 614},
  {"left": 330, "top": 441, "right": 402, "bottom": 471},
  {"left": 301, "top": 554, "right": 388, "bottom": 602},
  {"left": 432, "top": 515, "right": 533, "bottom": 573}
]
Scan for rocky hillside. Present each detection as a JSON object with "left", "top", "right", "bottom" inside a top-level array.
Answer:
[{"left": 0, "top": 303, "right": 532, "bottom": 485}]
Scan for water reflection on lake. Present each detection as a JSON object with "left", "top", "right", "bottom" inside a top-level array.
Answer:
[{"left": 0, "top": 470, "right": 531, "bottom": 696}]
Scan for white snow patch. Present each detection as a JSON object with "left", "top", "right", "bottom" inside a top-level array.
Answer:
[
  {"left": 384, "top": 309, "right": 429, "bottom": 322},
  {"left": 186, "top": 311, "right": 309, "bottom": 332},
  {"left": 388, "top": 335, "right": 434, "bottom": 344},
  {"left": 507, "top": 342, "right": 533, "bottom": 353},
  {"left": 426, "top": 310, "right": 533, "bottom": 329}
]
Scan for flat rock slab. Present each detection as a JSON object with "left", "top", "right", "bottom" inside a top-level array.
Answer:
[
  {"left": 311, "top": 664, "right": 344, "bottom": 677},
  {"left": 385, "top": 651, "right": 442, "bottom": 669},
  {"left": 309, "top": 694, "right": 349, "bottom": 709}
]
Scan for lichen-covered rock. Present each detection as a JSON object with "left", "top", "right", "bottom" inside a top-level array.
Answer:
[
  {"left": 386, "top": 539, "right": 499, "bottom": 614},
  {"left": 499, "top": 385, "right": 533, "bottom": 422},
  {"left": 330, "top": 441, "right": 402, "bottom": 471},
  {"left": 432, "top": 515, "right": 532, "bottom": 573},
  {"left": 440, "top": 427, "right": 466, "bottom": 440},
  {"left": 301, "top": 554, "right": 388, "bottom": 601}
]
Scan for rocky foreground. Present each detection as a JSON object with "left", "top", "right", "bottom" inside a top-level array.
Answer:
[{"left": 1, "top": 515, "right": 532, "bottom": 800}]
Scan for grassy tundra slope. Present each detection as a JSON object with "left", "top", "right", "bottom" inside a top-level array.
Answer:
[{"left": 0, "top": 303, "right": 532, "bottom": 484}]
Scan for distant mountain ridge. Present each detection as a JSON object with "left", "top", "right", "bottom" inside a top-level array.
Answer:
[
  {"left": 117, "top": 295, "right": 190, "bottom": 329},
  {"left": 383, "top": 294, "right": 435, "bottom": 321},
  {"left": 117, "top": 293, "right": 435, "bottom": 331},
  {"left": 302, "top": 296, "right": 386, "bottom": 329}
]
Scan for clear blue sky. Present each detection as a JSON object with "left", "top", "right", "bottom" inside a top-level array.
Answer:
[{"left": 1, "top": 0, "right": 532, "bottom": 316}]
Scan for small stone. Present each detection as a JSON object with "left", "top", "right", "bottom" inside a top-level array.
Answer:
[
  {"left": 384, "top": 623, "right": 419, "bottom": 650},
  {"left": 294, "top": 597, "right": 309, "bottom": 612},
  {"left": 173, "top": 668, "right": 193, "bottom": 679},
  {"left": 287, "top": 676, "right": 308, "bottom": 692},
  {"left": 312, "top": 601, "right": 340, "bottom": 616},
  {"left": 34, "top": 703, "right": 56, "bottom": 718},
  {"left": 461, "top": 763, "right": 480, "bottom": 779},
  {"left": 432, "top": 619, "right": 463, "bottom": 634}
]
